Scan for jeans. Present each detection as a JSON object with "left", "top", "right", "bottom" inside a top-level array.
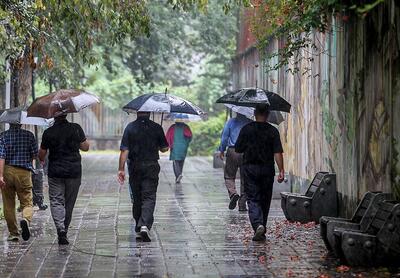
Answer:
[
  {"left": 48, "top": 177, "right": 81, "bottom": 233},
  {"left": 1, "top": 166, "right": 33, "bottom": 236},
  {"left": 129, "top": 161, "right": 160, "bottom": 232},
  {"left": 242, "top": 164, "right": 274, "bottom": 232},
  {"left": 224, "top": 148, "right": 246, "bottom": 208},
  {"left": 173, "top": 160, "right": 185, "bottom": 179}
]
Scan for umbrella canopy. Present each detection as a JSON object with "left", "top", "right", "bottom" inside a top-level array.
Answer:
[
  {"left": 216, "top": 87, "right": 291, "bottom": 113},
  {"left": 27, "top": 89, "right": 100, "bottom": 119},
  {"left": 123, "top": 93, "right": 205, "bottom": 116},
  {"left": 224, "top": 104, "right": 284, "bottom": 125},
  {"left": 164, "top": 113, "right": 206, "bottom": 122},
  {"left": 0, "top": 107, "right": 52, "bottom": 126}
]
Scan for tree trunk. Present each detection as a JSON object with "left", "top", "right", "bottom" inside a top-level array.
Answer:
[{"left": 10, "top": 51, "right": 32, "bottom": 108}]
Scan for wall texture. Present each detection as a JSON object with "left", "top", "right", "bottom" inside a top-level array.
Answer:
[{"left": 232, "top": 1, "right": 400, "bottom": 215}]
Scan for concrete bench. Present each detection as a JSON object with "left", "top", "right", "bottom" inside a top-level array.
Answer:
[
  {"left": 320, "top": 192, "right": 391, "bottom": 252},
  {"left": 337, "top": 201, "right": 400, "bottom": 266},
  {"left": 280, "top": 172, "right": 337, "bottom": 223}
]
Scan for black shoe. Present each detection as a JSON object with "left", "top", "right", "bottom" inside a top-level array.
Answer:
[
  {"left": 38, "top": 204, "right": 48, "bottom": 210},
  {"left": 252, "top": 225, "right": 266, "bottom": 241},
  {"left": 140, "top": 226, "right": 151, "bottom": 242},
  {"left": 58, "top": 231, "right": 69, "bottom": 245},
  {"left": 20, "top": 218, "right": 30, "bottom": 241},
  {"left": 238, "top": 205, "right": 247, "bottom": 212},
  {"left": 229, "top": 194, "right": 240, "bottom": 210}
]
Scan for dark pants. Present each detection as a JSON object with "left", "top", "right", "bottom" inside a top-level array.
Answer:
[
  {"left": 32, "top": 169, "right": 44, "bottom": 206},
  {"left": 243, "top": 164, "right": 274, "bottom": 232},
  {"left": 48, "top": 177, "right": 81, "bottom": 234},
  {"left": 173, "top": 160, "right": 185, "bottom": 179},
  {"left": 128, "top": 161, "right": 160, "bottom": 232}
]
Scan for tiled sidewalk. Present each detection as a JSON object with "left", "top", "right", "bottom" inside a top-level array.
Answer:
[{"left": 0, "top": 154, "right": 399, "bottom": 277}]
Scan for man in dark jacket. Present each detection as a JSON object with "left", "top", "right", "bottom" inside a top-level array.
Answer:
[
  {"left": 118, "top": 112, "right": 169, "bottom": 242},
  {"left": 235, "top": 104, "right": 285, "bottom": 241},
  {"left": 39, "top": 114, "right": 89, "bottom": 245}
]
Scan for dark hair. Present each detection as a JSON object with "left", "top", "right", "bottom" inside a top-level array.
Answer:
[
  {"left": 137, "top": 111, "right": 151, "bottom": 118},
  {"left": 254, "top": 103, "right": 270, "bottom": 117},
  {"left": 55, "top": 114, "right": 67, "bottom": 121}
]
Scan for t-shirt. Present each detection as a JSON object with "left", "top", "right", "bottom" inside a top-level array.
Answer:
[
  {"left": 41, "top": 119, "right": 86, "bottom": 178},
  {"left": 235, "top": 122, "right": 283, "bottom": 174},
  {"left": 120, "top": 117, "right": 168, "bottom": 162}
]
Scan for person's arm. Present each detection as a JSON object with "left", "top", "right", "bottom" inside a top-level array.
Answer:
[
  {"left": 76, "top": 124, "right": 89, "bottom": 151},
  {"left": 38, "top": 148, "right": 47, "bottom": 163},
  {"left": 274, "top": 153, "right": 285, "bottom": 183},
  {"left": 118, "top": 150, "right": 129, "bottom": 185},
  {"left": 0, "top": 159, "right": 5, "bottom": 189},
  {"left": 79, "top": 140, "right": 90, "bottom": 152},
  {"left": 273, "top": 128, "right": 285, "bottom": 183},
  {"left": 218, "top": 121, "right": 231, "bottom": 159},
  {"left": 158, "top": 126, "right": 170, "bottom": 153}
]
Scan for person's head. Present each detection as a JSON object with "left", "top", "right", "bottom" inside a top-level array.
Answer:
[
  {"left": 55, "top": 114, "right": 67, "bottom": 121},
  {"left": 10, "top": 123, "right": 21, "bottom": 129},
  {"left": 254, "top": 103, "right": 270, "bottom": 122},
  {"left": 137, "top": 111, "right": 151, "bottom": 119}
]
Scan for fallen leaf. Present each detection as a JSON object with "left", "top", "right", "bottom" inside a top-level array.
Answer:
[{"left": 336, "top": 265, "right": 350, "bottom": 272}]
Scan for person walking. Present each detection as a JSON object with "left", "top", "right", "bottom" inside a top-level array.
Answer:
[
  {"left": 235, "top": 104, "right": 285, "bottom": 241},
  {"left": 38, "top": 114, "right": 89, "bottom": 245},
  {"left": 166, "top": 121, "right": 192, "bottom": 183},
  {"left": 218, "top": 113, "right": 251, "bottom": 211},
  {"left": 117, "top": 112, "right": 169, "bottom": 242},
  {"left": 0, "top": 124, "right": 38, "bottom": 241}
]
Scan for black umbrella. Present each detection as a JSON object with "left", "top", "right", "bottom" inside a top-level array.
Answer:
[
  {"left": 123, "top": 93, "right": 205, "bottom": 116},
  {"left": 216, "top": 87, "right": 291, "bottom": 113}
]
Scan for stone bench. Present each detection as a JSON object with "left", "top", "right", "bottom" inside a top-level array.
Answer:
[
  {"left": 336, "top": 200, "right": 400, "bottom": 266},
  {"left": 280, "top": 172, "right": 337, "bottom": 223},
  {"left": 320, "top": 192, "right": 391, "bottom": 252}
]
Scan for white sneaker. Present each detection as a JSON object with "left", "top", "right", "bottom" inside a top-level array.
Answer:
[
  {"left": 135, "top": 232, "right": 142, "bottom": 239},
  {"left": 7, "top": 235, "right": 19, "bottom": 241},
  {"left": 140, "top": 226, "right": 151, "bottom": 242}
]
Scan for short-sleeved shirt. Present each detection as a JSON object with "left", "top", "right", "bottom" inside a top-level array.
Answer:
[
  {"left": 235, "top": 122, "right": 283, "bottom": 174},
  {"left": 41, "top": 119, "right": 86, "bottom": 178},
  {"left": 0, "top": 127, "right": 38, "bottom": 171},
  {"left": 120, "top": 117, "right": 168, "bottom": 163}
]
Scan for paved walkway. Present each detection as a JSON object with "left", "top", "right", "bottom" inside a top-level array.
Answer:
[{"left": 0, "top": 154, "right": 399, "bottom": 277}]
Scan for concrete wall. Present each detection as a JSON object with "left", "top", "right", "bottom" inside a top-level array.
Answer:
[{"left": 232, "top": 1, "right": 400, "bottom": 215}]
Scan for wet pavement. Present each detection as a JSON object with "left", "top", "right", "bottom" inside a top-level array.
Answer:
[{"left": 1, "top": 154, "right": 399, "bottom": 277}]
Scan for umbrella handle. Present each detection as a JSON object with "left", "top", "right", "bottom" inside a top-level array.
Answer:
[{"left": 160, "top": 112, "right": 164, "bottom": 126}]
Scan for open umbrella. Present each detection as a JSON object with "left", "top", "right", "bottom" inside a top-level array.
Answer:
[
  {"left": 27, "top": 89, "right": 100, "bottom": 119},
  {"left": 123, "top": 93, "right": 205, "bottom": 116},
  {"left": 0, "top": 107, "right": 52, "bottom": 126},
  {"left": 216, "top": 87, "right": 291, "bottom": 113},
  {"left": 224, "top": 104, "right": 284, "bottom": 125},
  {"left": 164, "top": 113, "right": 207, "bottom": 122}
]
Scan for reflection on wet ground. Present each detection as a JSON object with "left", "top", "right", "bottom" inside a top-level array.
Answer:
[{"left": 0, "top": 154, "right": 399, "bottom": 277}]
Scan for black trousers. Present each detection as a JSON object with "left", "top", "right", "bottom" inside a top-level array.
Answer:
[
  {"left": 128, "top": 161, "right": 160, "bottom": 232},
  {"left": 243, "top": 164, "right": 274, "bottom": 232},
  {"left": 173, "top": 160, "right": 185, "bottom": 179},
  {"left": 32, "top": 169, "right": 44, "bottom": 206}
]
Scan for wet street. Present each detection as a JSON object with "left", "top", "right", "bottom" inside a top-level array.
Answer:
[{"left": 0, "top": 154, "right": 399, "bottom": 278}]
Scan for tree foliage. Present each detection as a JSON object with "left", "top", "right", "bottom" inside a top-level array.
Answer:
[{"left": 249, "top": 0, "right": 385, "bottom": 73}]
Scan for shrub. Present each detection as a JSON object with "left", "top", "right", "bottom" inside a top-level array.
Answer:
[{"left": 188, "top": 113, "right": 226, "bottom": 156}]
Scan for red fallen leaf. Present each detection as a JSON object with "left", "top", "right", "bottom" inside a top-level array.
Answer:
[
  {"left": 286, "top": 269, "right": 294, "bottom": 277},
  {"left": 290, "top": 255, "right": 299, "bottom": 261},
  {"left": 290, "top": 234, "right": 295, "bottom": 240},
  {"left": 336, "top": 265, "right": 350, "bottom": 272},
  {"left": 319, "top": 274, "right": 330, "bottom": 278},
  {"left": 258, "top": 255, "right": 266, "bottom": 264}
]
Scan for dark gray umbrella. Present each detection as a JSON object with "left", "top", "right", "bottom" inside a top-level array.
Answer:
[
  {"left": 223, "top": 104, "right": 284, "bottom": 125},
  {"left": 216, "top": 87, "right": 291, "bottom": 113}
]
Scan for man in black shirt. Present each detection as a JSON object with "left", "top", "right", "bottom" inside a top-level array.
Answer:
[
  {"left": 235, "top": 104, "right": 285, "bottom": 241},
  {"left": 118, "top": 112, "right": 169, "bottom": 242},
  {"left": 39, "top": 114, "right": 89, "bottom": 245}
]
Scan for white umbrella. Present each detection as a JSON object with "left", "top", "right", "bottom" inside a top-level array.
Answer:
[
  {"left": 0, "top": 107, "right": 53, "bottom": 126},
  {"left": 224, "top": 104, "right": 285, "bottom": 125}
]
